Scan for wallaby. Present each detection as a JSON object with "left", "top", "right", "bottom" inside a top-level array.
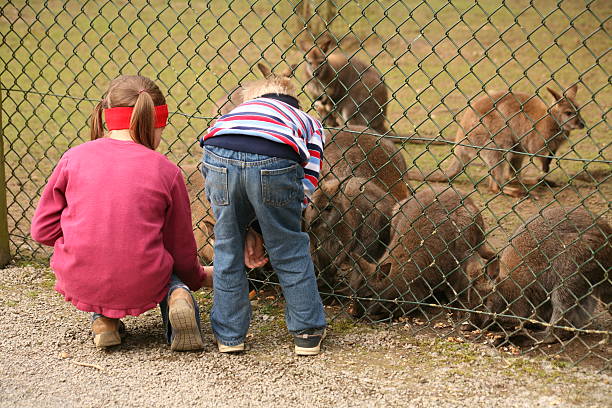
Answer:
[
  {"left": 301, "top": 34, "right": 389, "bottom": 134},
  {"left": 213, "top": 63, "right": 295, "bottom": 116},
  {"left": 347, "top": 187, "right": 495, "bottom": 320},
  {"left": 301, "top": 34, "right": 448, "bottom": 145},
  {"left": 304, "top": 177, "right": 395, "bottom": 293},
  {"left": 405, "top": 85, "right": 586, "bottom": 196},
  {"left": 188, "top": 167, "right": 276, "bottom": 290},
  {"left": 468, "top": 207, "right": 611, "bottom": 346},
  {"left": 184, "top": 165, "right": 215, "bottom": 264},
  {"left": 323, "top": 125, "right": 410, "bottom": 201}
]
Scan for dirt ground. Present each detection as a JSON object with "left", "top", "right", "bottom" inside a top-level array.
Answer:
[{"left": 1, "top": 264, "right": 610, "bottom": 408}]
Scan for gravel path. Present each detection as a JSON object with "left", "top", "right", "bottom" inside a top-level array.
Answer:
[{"left": 1, "top": 265, "right": 610, "bottom": 408}]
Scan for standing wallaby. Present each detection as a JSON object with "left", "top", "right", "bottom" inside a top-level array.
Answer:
[
  {"left": 213, "top": 63, "right": 294, "bottom": 116},
  {"left": 406, "top": 85, "right": 586, "bottom": 196},
  {"left": 323, "top": 125, "right": 410, "bottom": 201},
  {"left": 301, "top": 34, "right": 389, "bottom": 134},
  {"left": 304, "top": 177, "right": 395, "bottom": 294},
  {"left": 468, "top": 207, "right": 611, "bottom": 346},
  {"left": 347, "top": 187, "right": 495, "bottom": 320}
]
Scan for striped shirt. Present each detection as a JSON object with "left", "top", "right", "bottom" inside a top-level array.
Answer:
[{"left": 202, "top": 97, "right": 325, "bottom": 204}]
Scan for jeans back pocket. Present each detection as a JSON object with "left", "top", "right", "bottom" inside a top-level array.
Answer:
[
  {"left": 202, "top": 161, "right": 230, "bottom": 206},
  {"left": 261, "top": 164, "right": 302, "bottom": 207}
]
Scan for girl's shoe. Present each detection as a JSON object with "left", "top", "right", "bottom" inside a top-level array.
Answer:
[
  {"left": 92, "top": 316, "right": 126, "bottom": 348},
  {"left": 168, "top": 288, "right": 205, "bottom": 351}
]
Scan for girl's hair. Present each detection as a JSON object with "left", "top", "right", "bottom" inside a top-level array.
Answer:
[{"left": 90, "top": 75, "right": 166, "bottom": 149}]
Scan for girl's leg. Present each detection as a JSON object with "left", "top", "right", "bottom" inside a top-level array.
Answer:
[{"left": 159, "top": 274, "right": 204, "bottom": 351}]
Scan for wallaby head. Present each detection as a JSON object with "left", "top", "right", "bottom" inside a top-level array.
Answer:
[
  {"left": 347, "top": 258, "right": 393, "bottom": 320},
  {"left": 547, "top": 84, "right": 586, "bottom": 132},
  {"left": 467, "top": 257, "right": 504, "bottom": 328},
  {"left": 305, "top": 177, "right": 394, "bottom": 293},
  {"left": 241, "top": 62, "right": 298, "bottom": 102},
  {"left": 215, "top": 62, "right": 297, "bottom": 116},
  {"left": 301, "top": 34, "right": 336, "bottom": 79}
]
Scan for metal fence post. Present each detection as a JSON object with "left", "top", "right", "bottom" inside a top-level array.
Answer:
[{"left": 0, "top": 82, "right": 11, "bottom": 267}]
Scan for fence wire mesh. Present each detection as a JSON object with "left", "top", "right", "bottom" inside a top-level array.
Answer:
[{"left": 1, "top": 0, "right": 610, "bottom": 369}]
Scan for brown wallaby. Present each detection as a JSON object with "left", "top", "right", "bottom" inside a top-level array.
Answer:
[
  {"left": 346, "top": 187, "right": 495, "bottom": 321},
  {"left": 213, "top": 63, "right": 295, "bottom": 116},
  {"left": 468, "top": 207, "right": 611, "bottom": 346},
  {"left": 405, "top": 85, "right": 586, "bottom": 196},
  {"left": 300, "top": 34, "right": 389, "bottom": 134},
  {"left": 304, "top": 177, "right": 395, "bottom": 293},
  {"left": 322, "top": 125, "right": 410, "bottom": 201},
  {"left": 300, "top": 34, "right": 448, "bottom": 145},
  {"left": 184, "top": 165, "right": 215, "bottom": 264}
]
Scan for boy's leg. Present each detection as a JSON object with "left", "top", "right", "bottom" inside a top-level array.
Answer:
[
  {"left": 244, "top": 159, "right": 327, "bottom": 348},
  {"left": 202, "top": 146, "right": 254, "bottom": 349},
  {"left": 160, "top": 274, "right": 204, "bottom": 351}
]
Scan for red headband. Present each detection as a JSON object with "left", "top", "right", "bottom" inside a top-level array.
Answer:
[{"left": 104, "top": 105, "right": 168, "bottom": 130}]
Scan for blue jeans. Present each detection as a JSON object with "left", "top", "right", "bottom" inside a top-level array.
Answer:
[
  {"left": 92, "top": 274, "right": 201, "bottom": 344},
  {"left": 201, "top": 145, "right": 326, "bottom": 346}
]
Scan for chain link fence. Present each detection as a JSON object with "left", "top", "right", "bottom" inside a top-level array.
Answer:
[{"left": 1, "top": 0, "right": 610, "bottom": 369}]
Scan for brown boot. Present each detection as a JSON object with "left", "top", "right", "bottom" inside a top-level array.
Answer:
[
  {"left": 168, "top": 288, "right": 205, "bottom": 351},
  {"left": 92, "top": 316, "right": 125, "bottom": 348}
]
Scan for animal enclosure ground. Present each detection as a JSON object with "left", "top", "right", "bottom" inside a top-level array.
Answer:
[{"left": 1, "top": 265, "right": 611, "bottom": 408}]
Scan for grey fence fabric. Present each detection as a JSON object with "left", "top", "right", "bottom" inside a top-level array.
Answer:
[{"left": 1, "top": 0, "right": 610, "bottom": 369}]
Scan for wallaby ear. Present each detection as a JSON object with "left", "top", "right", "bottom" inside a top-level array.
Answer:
[
  {"left": 298, "top": 39, "right": 311, "bottom": 52},
  {"left": 485, "top": 257, "right": 500, "bottom": 280},
  {"left": 320, "top": 179, "right": 341, "bottom": 196},
  {"left": 349, "top": 257, "right": 369, "bottom": 289},
  {"left": 566, "top": 84, "right": 578, "bottom": 99},
  {"left": 356, "top": 257, "right": 376, "bottom": 276},
  {"left": 379, "top": 262, "right": 392, "bottom": 277},
  {"left": 342, "top": 178, "right": 366, "bottom": 199},
  {"left": 280, "top": 64, "right": 297, "bottom": 78},
  {"left": 318, "top": 34, "right": 335, "bottom": 54},
  {"left": 547, "top": 87, "right": 563, "bottom": 102},
  {"left": 257, "top": 63, "right": 272, "bottom": 78}
]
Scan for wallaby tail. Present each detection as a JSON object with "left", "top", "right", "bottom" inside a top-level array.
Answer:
[{"left": 405, "top": 158, "right": 464, "bottom": 182}]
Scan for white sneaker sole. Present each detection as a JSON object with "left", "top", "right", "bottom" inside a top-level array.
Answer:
[
  {"left": 93, "top": 331, "right": 122, "bottom": 348},
  {"left": 169, "top": 299, "right": 205, "bottom": 351},
  {"left": 217, "top": 342, "right": 245, "bottom": 353},
  {"left": 294, "top": 329, "right": 326, "bottom": 356}
]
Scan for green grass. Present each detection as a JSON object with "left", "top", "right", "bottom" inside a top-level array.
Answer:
[{"left": 1, "top": 0, "right": 610, "bottom": 255}]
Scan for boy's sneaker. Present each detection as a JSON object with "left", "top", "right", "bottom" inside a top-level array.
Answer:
[
  {"left": 293, "top": 328, "right": 326, "bottom": 356},
  {"left": 214, "top": 336, "right": 245, "bottom": 353},
  {"left": 168, "top": 288, "right": 205, "bottom": 351},
  {"left": 92, "top": 316, "right": 126, "bottom": 348}
]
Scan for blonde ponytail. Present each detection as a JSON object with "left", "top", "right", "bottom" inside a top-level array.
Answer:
[
  {"left": 90, "top": 100, "right": 105, "bottom": 141},
  {"left": 130, "top": 91, "right": 156, "bottom": 149}
]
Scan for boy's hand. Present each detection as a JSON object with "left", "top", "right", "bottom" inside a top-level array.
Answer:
[{"left": 244, "top": 229, "right": 268, "bottom": 269}]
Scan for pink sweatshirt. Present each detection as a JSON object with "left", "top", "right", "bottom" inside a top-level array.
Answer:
[{"left": 31, "top": 138, "right": 205, "bottom": 318}]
